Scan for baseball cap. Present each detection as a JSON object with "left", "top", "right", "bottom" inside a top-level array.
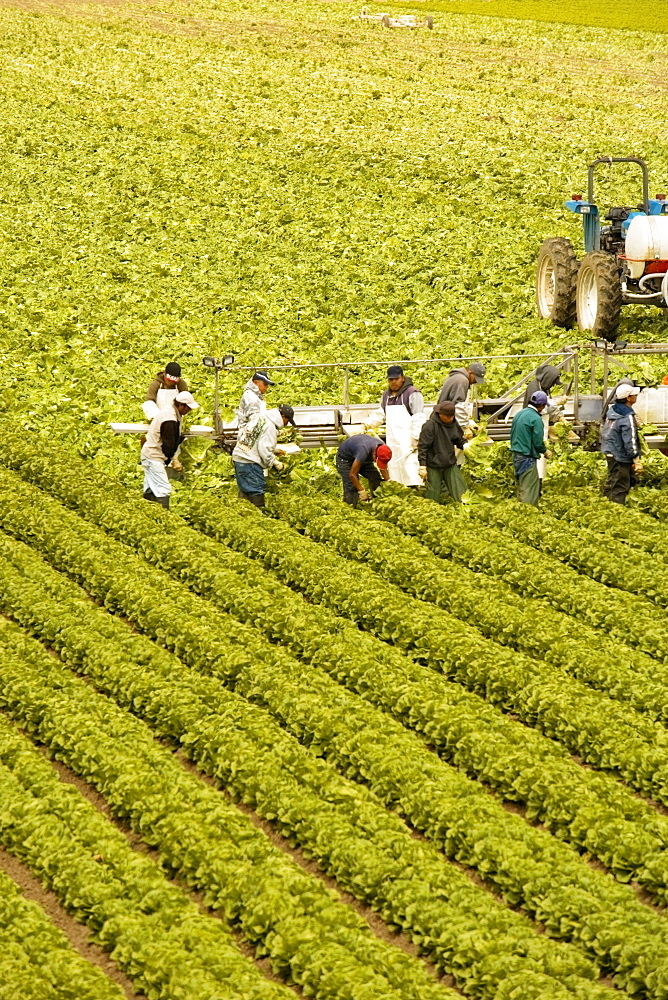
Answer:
[
  {"left": 175, "top": 390, "right": 199, "bottom": 410},
  {"left": 530, "top": 391, "right": 549, "bottom": 407},
  {"left": 278, "top": 404, "right": 296, "bottom": 426},
  {"left": 616, "top": 383, "right": 639, "bottom": 399},
  {"left": 387, "top": 365, "right": 404, "bottom": 378},
  {"left": 434, "top": 401, "right": 456, "bottom": 416},
  {"left": 253, "top": 371, "right": 275, "bottom": 386},
  {"left": 375, "top": 444, "right": 392, "bottom": 470},
  {"left": 165, "top": 362, "right": 181, "bottom": 382},
  {"left": 469, "top": 362, "right": 486, "bottom": 384}
]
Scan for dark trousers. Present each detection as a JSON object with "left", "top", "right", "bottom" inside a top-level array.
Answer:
[
  {"left": 336, "top": 454, "right": 380, "bottom": 507},
  {"left": 604, "top": 456, "right": 636, "bottom": 504},
  {"left": 238, "top": 490, "right": 265, "bottom": 508},
  {"left": 143, "top": 489, "right": 170, "bottom": 509}
]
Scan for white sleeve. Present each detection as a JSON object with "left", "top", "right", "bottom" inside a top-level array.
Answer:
[
  {"left": 455, "top": 400, "right": 471, "bottom": 426},
  {"left": 408, "top": 392, "right": 425, "bottom": 439},
  {"left": 142, "top": 400, "right": 160, "bottom": 420},
  {"left": 365, "top": 405, "right": 385, "bottom": 428}
]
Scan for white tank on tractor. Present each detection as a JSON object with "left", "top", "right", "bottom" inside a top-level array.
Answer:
[{"left": 535, "top": 156, "right": 668, "bottom": 341}]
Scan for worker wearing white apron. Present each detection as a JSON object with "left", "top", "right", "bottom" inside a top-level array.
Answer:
[
  {"left": 142, "top": 362, "right": 189, "bottom": 420},
  {"left": 365, "top": 366, "right": 425, "bottom": 487}
]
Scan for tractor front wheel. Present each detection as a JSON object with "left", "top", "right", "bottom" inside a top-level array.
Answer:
[
  {"left": 576, "top": 252, "right": 623, "bottom": 341},
  {"left": 535, "top": 238, "right": 578, "bottom": 328}
]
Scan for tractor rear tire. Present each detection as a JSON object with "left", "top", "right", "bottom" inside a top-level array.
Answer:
[
  {"left": 576, "top": 251, "right": 623, "bottom": 341},
  {"left": 535, "top": 238, "right": 578, "bottom": 328}
]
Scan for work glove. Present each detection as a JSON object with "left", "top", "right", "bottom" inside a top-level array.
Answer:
[
  {"left": 544, "top": 450, "right": 553, "bottom": 460},
  {"left": 418, "top": 466, "right": 428, "bottom": 481},
  {"left": 462, "top": 441, "right": 473, "bottom": 451},
  {"left": 272, "top": 459, "right": 285, "bottom": 471},
  {"left": 170, "top": 458, "right": 183, "bottom": 472},
  {"left": 410, "top": 438, "right": 419, "bottom": 452},
  {"left": 357, "top": 489, "right": 372, "bottom": 502},
  {"left": 553, "top": 394, "right": 569, "bottom": 406},
  {"left": 463, "top": 426, "right": 474, "bottom": 441},
  {"left": 633, "top": 460, "right": 643, "bottom": 473}
]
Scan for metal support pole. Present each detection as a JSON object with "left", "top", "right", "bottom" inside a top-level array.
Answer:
[
  {"left": 602, "top": 348, "right": 609, "bottom": 399},
  {"left": 213, "top": 368, "right": 222, "bottom": 436},
  {"left": 590, "top": 346, "right": 597, "bottom": 395},
  {"left": 572, "top": 352, "right": 579, "bottom": 422},
  {"left": 342, "top": 366, "right": 350, "bottom": 407}
]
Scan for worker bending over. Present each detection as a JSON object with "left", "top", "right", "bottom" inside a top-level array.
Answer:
[
  {"left": 237, "top": 370, "right": 273, "bottom": 447},
  {"left": 336, "top": 434, "right": 392, "bottom": 507},
  {"left": 437, "top": 362, "right": 486, "bottom": 434},
  {"left": 601, "top": 383, "right": 641, "bottom": 505},
  {"left": 141, "top": 390, "right": 199, "bottom": 508},
  {"left": 365, "top": 365, "right": 425, "bottom": 486},
  {"left": 510, "top": 390, "right": 550, "bottom": 505},
  {"left": 522, "top": 364, "right": 562, "bottom": 409},
  {"left": 233, "top": 404, "right": 296, "bottom": 508},
  {"left": 418, "top": 401, "right": 468, "bottom": 503},
  {"left": 143, "top": 362, "right": 188, "bottom": 420}
]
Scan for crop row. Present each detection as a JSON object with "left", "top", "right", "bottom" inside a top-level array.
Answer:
[
  {"left": 271, "top": 490, "right": 668, "bottom": 726},
  {"left": 544, "top": 493, "right": 668, "bottom": 556},
  {"left": 0, "top": 866, "right": 123, "bottom": 1000},
  {"left": 368, "top": 492, "right": 668, "bottom": 662},
  {"left": 187, "top": 486, "right": 668, "bottom": 816},
  {"left": 3, "top": 528, "right": 604, "bottom": 997},
  {"left": 0, "top": 712, "right": 292, "bottom": 1000},
  {"left": 0, "top": 617, "right": 455, "bottom": 1000},
  {"left": 464, "top": 500, "right": 668, "bottom": 610},
  {"left": 6, "top": 445, "right": 668, "bottom": 910}
]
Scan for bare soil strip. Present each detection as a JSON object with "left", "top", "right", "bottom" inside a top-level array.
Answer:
[{"left": 0, "top": 844, "right": 142, "bottom": 999}]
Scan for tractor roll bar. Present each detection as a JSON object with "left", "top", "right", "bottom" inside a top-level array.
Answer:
[{"left": 587, "top": 156, "right": 650, "bottom": 214}]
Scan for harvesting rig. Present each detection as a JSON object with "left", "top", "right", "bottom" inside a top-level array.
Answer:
[
  {"left": 355, "top": 7, "right": 434, "bottom": 28},
  {"left": 536, "top": 156, "right": 668, "bottom": 341}
]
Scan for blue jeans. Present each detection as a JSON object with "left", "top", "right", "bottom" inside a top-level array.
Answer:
[
  {"left": 336, "top": 454, "right": 380, "bottom": 507},
  {"left": 234, "top": 461, "right": 266, "bottom": 507}
]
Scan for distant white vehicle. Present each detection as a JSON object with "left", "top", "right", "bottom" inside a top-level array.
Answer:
[{"left": 355, "top": 7, "right": 434, "bottom": 28}]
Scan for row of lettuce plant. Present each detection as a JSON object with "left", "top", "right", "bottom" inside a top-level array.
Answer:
[
  {"left": 270, "top": 491, "right": 668, "bottom": 725},
  {"left": 1, "top": 491, "right": 668, "bottom": 996},
  {"left": 5, "top": 447, "right": 668, "bottom": 912},
  {"left": 462, "top": 500, "right": 668, "bottom": 610},
  {"left": 367, "top": 492, "right": 668, "bottom": 663},
  {"left": 0, "top": 620, "right": 457, "bottom": 1000},
  {"left": 0, "top": 535, "right": 617, "bottom": 1000},
  {"left": 186, "top": 489, "right": 668, "bottom": 812},
  {"left": 0, "top": 867, "right": 124, "bottom": 1000},
  {"left": 0, "top": 714, "right": 292, "bottom": 1000},
  {"left": 544, "top": 493, "right": 668, "bottom": 555}
]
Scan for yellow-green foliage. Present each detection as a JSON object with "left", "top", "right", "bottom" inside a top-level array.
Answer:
[{"left": 0, "top": 0, "right": 667, "bottom": 470}]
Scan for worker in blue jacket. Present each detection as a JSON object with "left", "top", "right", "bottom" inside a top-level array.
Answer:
[
  {"left": 600, "top": 383, "right": 641, "bottom": 504},
  {"left": 510, "top": 390, "right": 550, "bottom": 505}
]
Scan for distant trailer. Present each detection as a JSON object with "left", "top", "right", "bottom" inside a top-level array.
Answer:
[{"left": 355, "top": 7, "right": 434, "bottom": 28}]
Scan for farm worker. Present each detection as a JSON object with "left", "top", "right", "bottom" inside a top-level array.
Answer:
[
  {"left": 232, "top": 404, "right": 296, "bottom": 508},
  {"left": 437, "top": 362, "right": 486, "bottom": 437},
  {"left": 601, "top": 384, "right": 641, "bottom": 505},
  {"left": 143, "top": 362, "right": 188, "bottom": 420},
  {"left": 522, "top": 363, "right": 565, "bottom": 481},
  {"left": 417, "top": 401, "right": 468, "bottom": 503},
  {"left": 522, "top": 364, "right": 563, "bottom": 412},
  {"left": 510, "top": 390, "right": 550, "bottom": 506},
  {"left": 236, "top": 370, "right": 274, "bottom": 448},
  {"left": 140, "top": 390, "right": 199, "bottom": 509},
  {"left": 336, "top": 434, "right": 392, "bottom": 508},
  {"left": 364, "top": 365, "right": 425, "bottom": 486},
  {"left": 602, "top": 377, "right": 636, "bottom": 420}
]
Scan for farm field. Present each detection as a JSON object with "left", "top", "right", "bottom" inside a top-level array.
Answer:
[{"left": 5, "top": 0, "right": 668, "bottom": 998}]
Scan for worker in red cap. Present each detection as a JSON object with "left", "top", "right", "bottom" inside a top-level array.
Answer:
[{"left": 336, "top": 434, "right": 392, "bottom": 507}]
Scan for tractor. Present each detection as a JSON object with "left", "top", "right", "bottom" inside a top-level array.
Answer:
[{"left": 536, "top": 156, "right": 668, "bottom": 341}]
